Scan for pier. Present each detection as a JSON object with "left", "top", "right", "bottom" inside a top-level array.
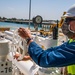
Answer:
[{"left": 4, "top": 19, "right": 56, "bottom": 25}]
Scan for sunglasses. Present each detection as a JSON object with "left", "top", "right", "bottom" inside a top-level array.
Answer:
[{"left": 64, "top": 18, "right": 75, "bottom": 23}]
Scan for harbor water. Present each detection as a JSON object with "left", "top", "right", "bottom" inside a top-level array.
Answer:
[{"left": 0, "top": 22, "right": 41, "bottom": 30}]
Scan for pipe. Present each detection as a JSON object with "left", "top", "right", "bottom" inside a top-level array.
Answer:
[{"left": 8, "top": 52, "right": 39, "bottom": 75}]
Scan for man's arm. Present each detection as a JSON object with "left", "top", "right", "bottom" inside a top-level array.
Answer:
[
  {"left": 18, "top": 28, "right": 75, "bottom": 67},
  {"left": 28, "top": 41, "right": 75, "bottom": 67}
]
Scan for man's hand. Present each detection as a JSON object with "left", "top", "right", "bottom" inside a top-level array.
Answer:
[
  {"left": 18, "top": 28, "right": 33, "bottom": 45},
  {"left": 18, "top": 28, "right": 32, "bottom": 39},
  {"left": 14, "top": 54, "right": 31, "bottom": 61}
]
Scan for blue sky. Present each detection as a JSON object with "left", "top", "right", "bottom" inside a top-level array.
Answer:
[{"left": 0, "top": 0, "right": 75, "bottom": 20}]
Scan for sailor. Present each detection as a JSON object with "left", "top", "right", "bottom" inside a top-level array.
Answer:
[
  {"left": 15, "top": 4, "right": 75, "bottom": 67},
  {"left": 67, "top": 39, "right": 75, "bottom": 75},
  {"left": 63, "top": 39, "right": 75, "bottom": 75},
  {"left": 67, "top": 65, "right": 75, "bottom": 75}
]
